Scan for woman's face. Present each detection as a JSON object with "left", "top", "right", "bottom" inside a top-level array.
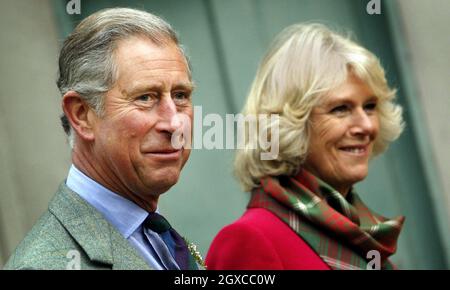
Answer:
[{"left": 303, "top": 74, "right": 379, "bottom": 196}]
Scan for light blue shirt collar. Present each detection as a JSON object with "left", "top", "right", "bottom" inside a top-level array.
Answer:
[{"left": 66, "top": 164, "right": 149, "bottom": 238}]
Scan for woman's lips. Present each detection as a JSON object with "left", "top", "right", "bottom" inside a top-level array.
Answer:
[{"left": 338, "top": 144, "right": 369, "bottom": 156}]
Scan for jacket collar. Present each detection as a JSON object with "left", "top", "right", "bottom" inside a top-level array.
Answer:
[{"left": 48, "top": 182, "right": 152, "bottom": 270}]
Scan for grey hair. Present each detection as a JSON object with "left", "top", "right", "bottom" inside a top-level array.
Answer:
[
  {"left": 57, "top": 7, "right": 191, "bottom": 147},
  {"left": 234, "top": 23, "right": 404, "bottom": 192}
]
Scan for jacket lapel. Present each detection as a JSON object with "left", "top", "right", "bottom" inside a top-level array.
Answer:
[
  {"left": 110, "top": 228, "right": 151, "bottom": 270},
  {"left": 49, "top": 182, "right": 151, "bottom": 270}
]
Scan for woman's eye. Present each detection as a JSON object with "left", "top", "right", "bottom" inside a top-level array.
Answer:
[
  {"left": 364, "top": 102, "right": 377, "bottom": 112},
  {"left": 330, "top": 105, "right": 348, "bottom": 115}
]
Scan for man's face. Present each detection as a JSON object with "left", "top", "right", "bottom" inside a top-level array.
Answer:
[{"left": 90, "top": 36, "right": 193, "bottom": 205}]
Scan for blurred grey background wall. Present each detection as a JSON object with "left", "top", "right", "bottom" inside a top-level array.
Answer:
[
  {"left": 0, "top": 0, "right": 448, "bottom": 269},
  {"left": 0, "top": 0, "right": 71, "bottom": 266}
]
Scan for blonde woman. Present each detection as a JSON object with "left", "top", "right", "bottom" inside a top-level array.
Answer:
[{"left": 206, "top": 23, "right": 405, "bottom": 270}]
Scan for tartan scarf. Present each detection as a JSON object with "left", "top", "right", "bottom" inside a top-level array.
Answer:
[{"left": 247, "top": 169, "right": 405, "bottom": 270}]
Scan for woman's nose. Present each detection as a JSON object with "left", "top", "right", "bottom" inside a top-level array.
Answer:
[{"left": 349, "top": 108, "right": 378, "bottom": 137}]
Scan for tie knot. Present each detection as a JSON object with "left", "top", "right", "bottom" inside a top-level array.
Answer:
[{"left": 144, "top": 212, "right": 172, "bottom": 233}]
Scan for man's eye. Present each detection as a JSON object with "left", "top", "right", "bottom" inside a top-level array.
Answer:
[
  {"left": 136, "top": 94, "right": 157, "bottom": 102},
  {"left": 173, "top": 92, "right": 187, "bottom": 99},
  {"left": 137, "top": 94, "right": 150, "bottom": 101},
  {"left": 173, "top": 91, "right": 190, "bottom": 102},
  {"left": 330, "top": 105, "right": 348, "bottom": 115}
]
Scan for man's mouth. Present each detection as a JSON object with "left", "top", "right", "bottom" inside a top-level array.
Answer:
[{"left": 144, "top": 149, "right": 182, "bottom": 160}]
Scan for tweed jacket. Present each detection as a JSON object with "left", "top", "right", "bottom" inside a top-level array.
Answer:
[{"left": 4, "top": 182, "right": 151, "bottom": 270}]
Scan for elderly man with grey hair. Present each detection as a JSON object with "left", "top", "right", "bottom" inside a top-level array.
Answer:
[{"left": 4, "top": 8, "right": 198, "bottom": 270}]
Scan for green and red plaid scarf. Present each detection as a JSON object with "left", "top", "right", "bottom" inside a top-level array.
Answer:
[{"left": 248, "top": 169, "right": 405, "bottom": 270}]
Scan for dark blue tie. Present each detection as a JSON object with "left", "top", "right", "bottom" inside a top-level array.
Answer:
[{"left": 144, "top": 212, "right": 196, "bottom": 270}]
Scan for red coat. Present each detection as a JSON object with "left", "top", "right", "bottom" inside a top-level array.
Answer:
[{"left": 206, "top": 208, "right": 330, "bottom": 270}]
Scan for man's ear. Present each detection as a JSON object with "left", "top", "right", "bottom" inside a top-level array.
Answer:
[{"left": 61, "top": 91, "right": 97, "bottom": 142}]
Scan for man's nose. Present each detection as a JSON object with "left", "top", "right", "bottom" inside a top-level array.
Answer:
[
  {"left": 349, "top": 108, "right": 376, "bottom": 137},
  {"left": 156, "top": 97, "right": 182, "bottom": 133}
]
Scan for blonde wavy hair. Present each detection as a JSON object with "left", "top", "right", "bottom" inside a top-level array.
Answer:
[{"left": 235, "top": 23, "right": 404, "bottom": 192}]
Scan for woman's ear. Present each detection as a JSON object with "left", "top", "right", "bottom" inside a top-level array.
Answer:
[{"left": 61, "top": 91, "right": 97, "bottom": 142}]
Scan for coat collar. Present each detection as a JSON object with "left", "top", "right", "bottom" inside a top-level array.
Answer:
[{"left": 48, "top": 182, "right": 152, "bottom": 270}]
